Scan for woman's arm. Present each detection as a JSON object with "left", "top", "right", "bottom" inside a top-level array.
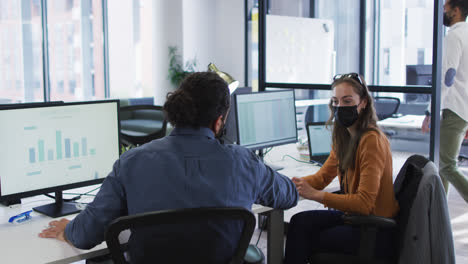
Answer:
[
  {"left": 292, "top": 177, "right": 325, "bottom": 202},
  {"left": 321, "top": 132, "right": 387, "bottom": 215},
  {"left": 302, "top": 150, "right": 339, "bottom": 190},
  {"left": 291, "top": 150, "right": 338, "bottom": 202}
]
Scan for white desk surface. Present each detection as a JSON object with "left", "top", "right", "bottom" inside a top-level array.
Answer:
[
  {"left": 377, "top": 114, "right": 425, "bottom": 129},
  {"left": 0, "top": 186, "right": 108, "bottom": 264},
  {"left": 0, "top": 144, "right": 321, "bottom": 264}
]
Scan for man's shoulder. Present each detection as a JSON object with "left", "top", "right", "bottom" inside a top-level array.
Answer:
[
  {"left": 120, "top": 138, "right": 166, "bottom": 160},
  {"left": 223, "top": 144, "right": 258, "bottom": 159},
  {"left": 448, "top": 22, "right": 468, "bottom": 39}
]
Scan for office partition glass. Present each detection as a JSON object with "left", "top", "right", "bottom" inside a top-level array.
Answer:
[
  {"left": 367, "top": 0, "right": 434, "bottom": 86},
  {"left": 246, "top": 0, "right": 259, "bottom": 91},
  {"left": 131, "top": 0, "right": 154, "bottom": 98},
  {"left": 0, "top": 0, "right": 45, "bottom": 103},
  {"left": 264, "top": 0, "right": 360, "bottom": 86},
  {"left": 250, "top": 0, "right": 441, "bottom": 179},
  {"left": 46, "top": 0, "right": 106, "bottom": 102},
  {"left": 106, "top": 0, "right": 154, "bottom": 99}
]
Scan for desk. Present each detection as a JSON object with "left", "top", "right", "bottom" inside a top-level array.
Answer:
[
  {"left": 0, "top": 144, "right": 320, "bottom": 264},
  {"left": 377, "top": 114, "right": 425, "bottom": 130},
  {"left": 0, "top": 187, "right": 109, "bottom": 264},
  {"left": 377, "top": 115, "right": 429, "bottom": 154},
  {"left": 0, "top": 190, "right": 298, "bottom": 264}
]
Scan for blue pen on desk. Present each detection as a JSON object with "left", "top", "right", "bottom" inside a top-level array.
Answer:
[{"left": 9, "top": 210, "right": 33, "bottom": 224}]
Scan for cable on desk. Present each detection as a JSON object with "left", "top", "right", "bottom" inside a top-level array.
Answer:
[
  {"left": 45, "top": 186, "right": 101, "bottom": 202},
  {"left": 62, "top": 193, "right": 96, "bottom": 197},
  {"left": 263, "top": 147, "right": 273, "bottom": 155},
  {"left": 82, "top": 186, "right": 101, "bottom": 195},
  {"left": 44, "top": 193, "right": 81, "bottom": 202},
  {"left": 281, "top": 154, "right": 314, "bottom": 165}
]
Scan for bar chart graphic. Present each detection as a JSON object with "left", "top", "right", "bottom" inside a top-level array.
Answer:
[
  {"left": 27, "top": 130, "right": 96, "bottom": 164},
  {"left": 0, "top": 101, "right": 120, "bottom": 196}
]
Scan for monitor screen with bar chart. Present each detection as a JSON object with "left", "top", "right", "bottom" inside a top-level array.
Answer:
[{"left": 0, "top": 100, "right": 120, "bottom": 217}]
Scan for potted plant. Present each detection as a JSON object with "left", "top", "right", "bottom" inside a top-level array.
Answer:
[{"left": 167, "top": 46, "right": 197, "bottom": 87}]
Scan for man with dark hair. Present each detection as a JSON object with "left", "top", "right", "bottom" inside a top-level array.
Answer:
[
  {"left": 39, "top": 72, "right": 298, "bottom": 262},
  {"left": 422, "top": 0, "right": 468, "bottom": 203}
]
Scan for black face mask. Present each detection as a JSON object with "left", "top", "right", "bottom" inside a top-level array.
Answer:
[
  {"left": 443, "top": 12, "right": 453, "bottom": 27},
  {"left": 333, "top": 105, "right": 359, "bottom": 127}
]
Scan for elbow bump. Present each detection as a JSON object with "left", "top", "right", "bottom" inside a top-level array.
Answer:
[{"left": 444, "top": 68, "right": 456, "bottom": 87}]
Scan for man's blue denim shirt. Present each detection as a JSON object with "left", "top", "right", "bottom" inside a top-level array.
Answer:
[{"left": 65, "top": 127, "right": 298, "bottom": 253}]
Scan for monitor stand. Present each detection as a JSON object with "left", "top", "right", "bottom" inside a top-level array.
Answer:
[
  {"left": 258, "top": 149, "right": 284, "bottom": 171},
  {"left": 33, "top": 191, "right": 81, "bottom": 218}
]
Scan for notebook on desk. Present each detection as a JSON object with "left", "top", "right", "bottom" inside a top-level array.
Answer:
[{"left": 306, "top": 122, "right": 332, "bottom": 166}]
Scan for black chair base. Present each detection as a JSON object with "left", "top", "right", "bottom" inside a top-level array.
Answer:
[{"left": 309, "top": 253, "right": 394, "bottom": 264}]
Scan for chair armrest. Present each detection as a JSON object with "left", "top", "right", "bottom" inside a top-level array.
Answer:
[{"left": 342, "top": 214, "right": 396, "bottom": 228}]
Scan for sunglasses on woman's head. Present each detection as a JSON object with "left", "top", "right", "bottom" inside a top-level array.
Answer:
[{"left": 333, "top": 73, "right": 364, "bottom": 86}]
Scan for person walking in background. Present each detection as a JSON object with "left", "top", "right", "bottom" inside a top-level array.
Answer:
[{"left": 422, "top": 0, "right": 468, "bottom": 203}]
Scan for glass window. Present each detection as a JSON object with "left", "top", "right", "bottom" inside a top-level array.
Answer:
[
  {"left": 246, "top": 0, "right": 259, "bottom": 91},
  {"left": 47, "top": 0, "right": 105, "bottom": 102},
  {"left": 264, "top": 0, "right": 360, "bottom": 86},
  {"left": 108, "top": 0, "right": 154, "bottom": 99},
  {"left": 372, "top": 91, "right": 430, "bottom": 159},
  {"left": 250, "top": 0, "right": 360, "bottom": 102},
  {"left": 248, "top": 1, "right": 433, "bottom": 169},
  {"left": 0, "top": 0, "right": 44, "bottom": 103},
  {"left": 367, "top": 0, "right": 434, "bottom": 86}
]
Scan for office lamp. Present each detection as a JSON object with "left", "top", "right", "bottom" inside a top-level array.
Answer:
[{"left": 208, "top": 63, "right": 239, "bottom": 94}]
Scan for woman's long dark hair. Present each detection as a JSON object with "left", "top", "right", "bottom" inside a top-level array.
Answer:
[{"left": 326, "top": 75, "right": 379, "bottom": 173}]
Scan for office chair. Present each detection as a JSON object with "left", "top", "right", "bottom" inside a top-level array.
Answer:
[
  {"left": 105, "top": 207, "right": 256, "bottom": 264},
  {"left": 374, "top": 96, "right": 400, "bottom": 121},
  {"left": 119, "top": 105, "right": 167, "bottom": 146},
  {"left": 309, "top": 155, "right": 455, "bottom": 264}
]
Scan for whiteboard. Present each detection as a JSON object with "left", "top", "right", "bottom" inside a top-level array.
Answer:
[{"left": 266, "top": 15, "right": 335, "bottom": 84}]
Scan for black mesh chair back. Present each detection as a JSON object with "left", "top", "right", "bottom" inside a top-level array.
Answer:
[
  {"left": 374, "top": 97, "right": 400, "bottom": 120},
  {"left": 119, "top": 105, "right": 167, "bottom": 146},
  {"left": 105, "top": 207, "right": 256, "bottom": 264}
]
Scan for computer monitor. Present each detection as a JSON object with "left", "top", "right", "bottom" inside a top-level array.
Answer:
[
  {"left": 304, "top": 104, "right": 330, "bottom": 123},
  {"left": 306, "top": 122, "right": 332, "bottom": 165},
  {"left": 222, "top": 87, "right": 252, "bottom": 145},
  {"left": 235, "top": 90, "right": 297, "bottom": 150},
  {"left": 0, "top": 100, "right": 120, "bottom": 217},
  {"left": 406, "top": 64, "right": 432, "bottom": 86},
  {"left": 406, "top": 64, "right": 432, "bottom": 102},
  {"left": 0, "top": 101, "right": 64, "bottom": 110}
]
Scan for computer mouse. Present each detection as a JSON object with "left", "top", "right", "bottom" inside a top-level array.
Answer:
[{"left": 244, "top": 244, "right": 265, "bottom": 264}]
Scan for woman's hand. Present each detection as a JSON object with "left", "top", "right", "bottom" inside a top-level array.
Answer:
[{"left": 292, "top": 177, "right": 324, "bottom": 203}]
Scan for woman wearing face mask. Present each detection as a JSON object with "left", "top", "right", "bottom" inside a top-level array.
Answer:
[{"left": 284, "top": 73, "right": 399, "bottom": 263}]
